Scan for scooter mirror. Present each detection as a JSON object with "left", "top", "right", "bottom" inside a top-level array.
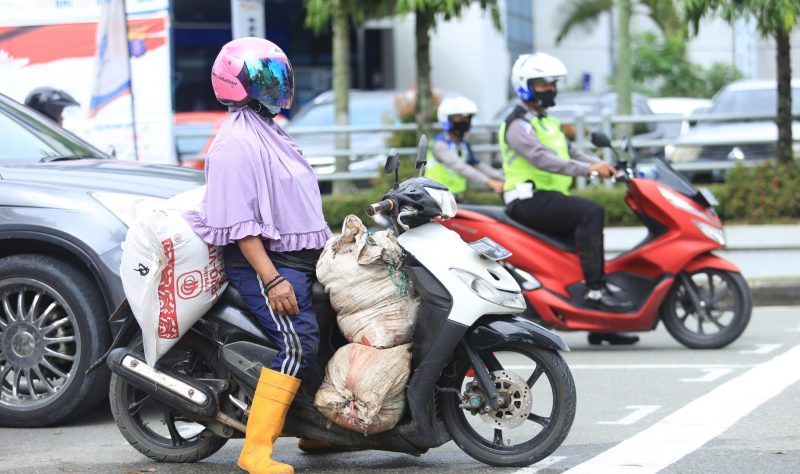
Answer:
[
  {"left": 384, "top": 149, "right": 400, "bottom": 174},
  {"left": 590, "top": 132, "right": 612, "bottom": 148},
  {"left": 415, "top": 134, "right": 428, "bottom": 170}
]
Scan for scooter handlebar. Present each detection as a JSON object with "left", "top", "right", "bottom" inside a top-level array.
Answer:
[{"left": 366, "top": 199, "right": 396, "bottom": 216}]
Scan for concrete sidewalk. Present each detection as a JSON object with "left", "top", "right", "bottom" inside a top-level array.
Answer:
[{"left": 605, "top": 224, "right": 800, "bottom": 306}]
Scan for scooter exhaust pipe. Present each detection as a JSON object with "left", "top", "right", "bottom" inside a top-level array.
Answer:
[{"left": 106, "top": 348, "right": 218, "bottom": 418}]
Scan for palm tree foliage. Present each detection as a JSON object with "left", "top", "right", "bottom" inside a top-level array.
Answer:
[
  {"left": 683, "top": 0, "right": 799, "bottom": 163},
  {"left": 555, "top": 0, "right": 683, "bottom": 43}
]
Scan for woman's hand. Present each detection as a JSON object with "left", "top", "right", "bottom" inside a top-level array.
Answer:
[{"left": 267, "top": 278, "right": 299, "bottom": 316}]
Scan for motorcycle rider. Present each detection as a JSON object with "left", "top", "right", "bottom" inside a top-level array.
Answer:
[
  {"left": 500, "top": 52, "right": 637, "bottom": 345},
  {"left": 425, "top": 96, "right": 505, "bottom": 197},
  {"left": 24, "top": 87, "right": 80, "bottom": 125},
  {"left": 185, "top": 37, "right": 333, "bottom": 473}
]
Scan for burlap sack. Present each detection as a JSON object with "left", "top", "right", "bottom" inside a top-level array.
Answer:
[
  {"left": 314, "top": 343, "right": 412, "bottom": 434},
  {"left": 316, "top": 215, "right": 417, "bottom": 348}
]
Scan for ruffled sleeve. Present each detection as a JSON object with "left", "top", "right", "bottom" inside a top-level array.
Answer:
[{"left": 184, "top": 138, "right": 279, "bottom": 246}]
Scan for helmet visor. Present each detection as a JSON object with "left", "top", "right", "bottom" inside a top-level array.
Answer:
[{"left": 242, "top": 57, "right": 294, "bottom": 110}]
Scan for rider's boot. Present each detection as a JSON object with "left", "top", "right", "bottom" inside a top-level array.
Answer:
[
  {"left": 587, "top": 331, "right": 640, "bottom": 345},
  {"left": 576, "top": 233, "right": 635, "bottom": 313},
  {"left": 238, "top": 368, "right": 300, "bottom": 474}
]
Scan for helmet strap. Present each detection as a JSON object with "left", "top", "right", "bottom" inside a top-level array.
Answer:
[{"left": 247, "top": 99, "right": 276, "bottom": 118}]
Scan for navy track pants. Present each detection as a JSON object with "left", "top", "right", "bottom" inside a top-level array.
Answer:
[{"left": 225, "top": 265, "right": 319, "bottom": 379}]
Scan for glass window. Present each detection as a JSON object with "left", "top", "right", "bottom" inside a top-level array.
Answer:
[
  {"left": 0, "top": 101, "right": 105, "bottom": 164},
  {"left": 290, "top": 96, "right": 397, "bottom": 128},
  {"left": 712, "top": 87, "right": 800, "bottom": 116}
]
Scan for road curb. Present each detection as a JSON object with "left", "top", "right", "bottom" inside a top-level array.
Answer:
[{"left": 748, "top": 277, "right": 800, "bottom": 306}]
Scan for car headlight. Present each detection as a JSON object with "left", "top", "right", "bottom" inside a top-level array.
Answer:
[
  {"left": 450, "top": 268, "right": 526, "bottom": 310},
  {"left": 694, "top": 220, "right": 726, "bottom": 246},
  {"left": 424, "top": 187, "right": 457, "bottom": 218},
  {"left": 90, "top": 192, "right": 165, "bottom": 227},
  {"left": 670, "top": 146, "right": 701, "bottom": 163}
]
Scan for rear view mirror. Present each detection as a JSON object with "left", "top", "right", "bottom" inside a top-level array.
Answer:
[
  {"left": 384, "top": 149, "right": 400, "bottom": 174},
  {"left": 688, "top": 107, "right": 710, "bottom": 127},
  {"left": 590, "top": 132, "right": 612, "bottom": 148},
  {"left": 415, "top": 134, "right": 428, "bottom": 170}
]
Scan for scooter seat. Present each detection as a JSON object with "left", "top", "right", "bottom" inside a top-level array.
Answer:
[
  {"left": 458, "top": 204, "right": 577, "bottom": 252},
  {"left": 221, "top": 285, "right": 250, "bottom": 311}
]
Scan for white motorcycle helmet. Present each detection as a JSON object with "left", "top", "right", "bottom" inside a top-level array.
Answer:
[
  {"left": 511, "top": 52, "right": 567, "bottom": 104},
  {"left": 437, "top": 96, "right": 478, "bottom": 133}
]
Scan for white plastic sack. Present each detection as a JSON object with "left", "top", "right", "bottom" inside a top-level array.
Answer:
[
  {"left": 120, "top": 186, "right": 227, "bottom": 365},
  {"left": 316, "top": 215, "right": 418, "bottom": 348},
  {"left": 314, "top": 343, "right": 411, "bottom": 434}
]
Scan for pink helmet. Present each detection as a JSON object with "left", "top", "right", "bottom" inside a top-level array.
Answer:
[{"left": 211, "top": 37, "right": 294, "bottom": 112}]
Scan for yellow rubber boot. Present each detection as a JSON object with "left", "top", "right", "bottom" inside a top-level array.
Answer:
[{"left": 237, "top": 368, "right": 301, "bottom": 474}]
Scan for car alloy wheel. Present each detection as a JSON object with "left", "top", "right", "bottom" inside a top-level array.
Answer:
[{"left": 1, "top": 278, "right": 80, "bottom": 409}]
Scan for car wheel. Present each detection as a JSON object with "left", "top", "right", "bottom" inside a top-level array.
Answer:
[{"left": 0, "top": 254, "right": 111, "bottom": 427}]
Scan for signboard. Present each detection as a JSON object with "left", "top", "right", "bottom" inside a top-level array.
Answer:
[
  {"left": 232, "top": 0, "right": 265, "bottom": 39},
  {"left": 0, "top": 0, "right": 175, "bottom": 163}
]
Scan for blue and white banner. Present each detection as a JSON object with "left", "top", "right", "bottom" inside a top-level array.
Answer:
[{"left": 89, "top": 0, "right": 131, "bottom": 118}]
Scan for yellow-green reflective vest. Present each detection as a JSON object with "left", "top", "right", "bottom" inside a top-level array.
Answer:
[
  {"left": 424, "top": 136, "right": 469, "bottom": 195},
  {"left": 499, "top": 112, "right": 573, "bottom": 195}
]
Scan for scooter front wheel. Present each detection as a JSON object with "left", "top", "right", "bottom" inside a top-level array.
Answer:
[
  {"left": 661, "top": 269, "right": 752, "bottom": 349},
  {"left": 440, "top": 342, "right": 576, "bottom": 467}
]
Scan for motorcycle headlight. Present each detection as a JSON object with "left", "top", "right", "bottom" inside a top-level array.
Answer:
[
  {"left": 450, "top": 268, "right": 526, "bottom": 310},
  {"left": 90, "top": 192, "right": 164, "bottom": 227},
  {"left": 424, "top": 186, "right": 457, "bottom": 218},
  {"left": 658, "top": 186, "right": 709, "bottom": 220},
  {"left": 694, "top": 220, "right": 726, "bottom": 246}
]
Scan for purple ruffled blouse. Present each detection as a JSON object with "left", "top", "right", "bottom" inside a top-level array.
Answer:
[{"left": 184, "top": 106, "right": 332, "bottom": 252}]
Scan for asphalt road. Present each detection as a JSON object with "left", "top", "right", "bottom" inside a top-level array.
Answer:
[{"left": 1, "top": 306, "right": 798, "bottom": 474}]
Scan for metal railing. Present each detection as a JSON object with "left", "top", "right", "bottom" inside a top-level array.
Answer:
[{"left": 174, "top": 111, "right": 799, "bottom": 182}]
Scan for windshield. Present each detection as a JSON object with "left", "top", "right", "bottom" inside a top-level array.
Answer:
[
  {"left": 635, "top": 158, "right": 698, "bottom": 198},
  {"left": 289, "top": 96, "right": 397, "bottom": 128},
  {"left": 0, "top": 96, "right": 106, "bottom": 164},
  {"left": 710, "top": 87, "right": 800, "bottom": 116}
]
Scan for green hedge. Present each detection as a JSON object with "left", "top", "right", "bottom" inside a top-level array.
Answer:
[{"left": 321, "top": 162, "right": 800, "bottom": 231}]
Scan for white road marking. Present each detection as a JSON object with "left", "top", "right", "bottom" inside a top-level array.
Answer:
[
  {"left": 562, "top": 364, "right": 752, "bottom": 370},
  {"left": 784, "top": 324, "right": 800, "bottom": 332},
  {"left": 563, "top": 344, "right": 800, "bottom": 474},
  {"left": 738, "top": 343, "right": 782, "bottom": 355},
  {"left": 597, "top": 405, "right": 660, "bottom": 425},
  {"left": 511, "top": 455, "right": 566, "bottom": 474},
  {"left": 680, "top": 368, "right": 733, "bottom": 383}
]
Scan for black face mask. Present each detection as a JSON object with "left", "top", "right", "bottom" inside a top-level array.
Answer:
[
  {"left": 533, "top": 89, "right": 557, "bottom": 108},
  {"left": 450, "top": 118, "right": 472, "bottom": 140}
]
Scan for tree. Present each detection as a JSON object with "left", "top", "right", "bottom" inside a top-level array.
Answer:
[
  {"left": 630, "top": 31, "right": 741, "bottom": 97},
  {"left": 555, "top": 0, "right": 684, "bottom": 135},
  {"left": 395, "top": 0, "right": 501, "bottom": 139},
  {"left": 683, "top": 0, "right": 799, "bottom": 164},
  {"left": 304, "top": 0, "right": 391, "bottom": 195},
  {"left": 556, "top": 0, "right": 683, "bottom": 42}
]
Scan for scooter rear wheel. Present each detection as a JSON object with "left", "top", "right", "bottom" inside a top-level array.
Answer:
[
  {"left": 109, "top": 337, "right": 229, "bottom": 462},
  {"left": 661, "top": 269, "right": 752, "bottom": 349},
  {"left": 440, "top": 342, "right": 576, "bottom": 467}
]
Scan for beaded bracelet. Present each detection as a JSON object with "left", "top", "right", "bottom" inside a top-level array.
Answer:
[
  {"left": 263, "top": 274, "right": 282, "bottom": 288},
  {"left": 265, "top": 276, "right": 286, "bottom": 293}
]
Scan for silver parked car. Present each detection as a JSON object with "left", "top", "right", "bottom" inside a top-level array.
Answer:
[
  {"left": 286, "top": 89, "right": 402, "bottom": 192},
  {"left": 670, "top": 79, "right": 800, "bottom": 181},
  {"left": 0, "top": 93, "right": 203, "bottom": 427}
]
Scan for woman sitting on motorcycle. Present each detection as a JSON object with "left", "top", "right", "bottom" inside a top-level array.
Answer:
[{"left": 185, "top": 37, "right": 332, "bottom": 474}]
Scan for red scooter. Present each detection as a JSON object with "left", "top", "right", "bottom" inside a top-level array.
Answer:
[{"left": 440, "top": 132, "right": 752, "bottom": 349}]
